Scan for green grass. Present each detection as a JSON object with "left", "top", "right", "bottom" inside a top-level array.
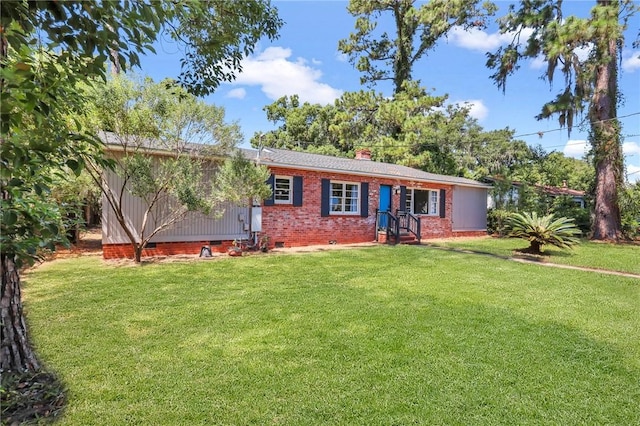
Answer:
[
  {"left": 428, "top": 236, "right": 640, "bottom": 275},
  {"left": 23, "top": 246, "right": 639, "bottom": 425}
]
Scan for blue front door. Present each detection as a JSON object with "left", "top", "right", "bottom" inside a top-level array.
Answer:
[{"left": 379, "top": 185, "right": 392, "bottom": 229}]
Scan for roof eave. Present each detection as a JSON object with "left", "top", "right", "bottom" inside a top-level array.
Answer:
[{"left": 258, "top": 160, "right": 491, "bottom": 189}]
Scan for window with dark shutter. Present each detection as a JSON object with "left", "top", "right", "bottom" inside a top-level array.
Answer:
[{"left": 439, "top": 189, "right": 446, "bottom": 218}]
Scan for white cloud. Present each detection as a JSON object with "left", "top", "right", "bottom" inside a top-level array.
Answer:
[
  {"left": 622, "top": 50, "right": 640, "bottom": 73},
  {"left": 623, "top": 141, "right": 640, "bottom": 156},
  {"left": 529, "top": 55, "right": 546, "bottom": 70},
  {"left": 455, "top": 99, "right": 488, "bottom": 121},
  {"left": 448, "top": 26, "right": 533, "bottom": 52},
  {"left": 228, "top": 46, "right": 343, "bottom": 105},
  {"left": 574, "top": 44, "right": 593, "bottom": 62},
  {"left": 564, "top": 140, "right": 640, "bottom": 183},
  {"left": 627, "top": 164, "right": 640, "bottom": 184},
  {"left": 563, "top": 139, "right": 589, "bottom": 158},
  {"left": 226, "top": 88, "right": 246, "bottom": 99}
]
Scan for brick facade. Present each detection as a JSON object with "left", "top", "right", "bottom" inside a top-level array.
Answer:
[
  {"left": 262, "top": 166, "right": 457, "bottom": 248},
  {"left": 103, "top": 240, "right": 234, "bottom": 259}
]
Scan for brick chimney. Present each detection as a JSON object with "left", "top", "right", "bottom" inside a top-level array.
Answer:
[{"left": 355, "top": 148, "right": 372, "bottom": 161}]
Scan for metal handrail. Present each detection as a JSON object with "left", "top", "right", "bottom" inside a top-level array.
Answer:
[
  {"left": 376, "top": 210, "right": 399, "bottom": 243},
  {"left": 396, "top": 210, "right": 421, "bottom": 243}
]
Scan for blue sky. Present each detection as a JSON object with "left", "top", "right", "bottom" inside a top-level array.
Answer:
[{"left": 138, "top": 0, "right": 640, "bottom": 183}]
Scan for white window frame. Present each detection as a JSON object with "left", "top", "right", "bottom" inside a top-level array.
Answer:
[
  {"left": 330, "top": 181, "right": 360, "bottom": 215},
  {"left": 274, "top": 175, "right": 293, "bottom": 204},
  {"left": 406, "top": 188, "right": 439, "bottom": 216}
]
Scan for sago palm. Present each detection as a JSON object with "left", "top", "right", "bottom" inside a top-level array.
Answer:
[{"left": 507, "top": 212, "right": 581, "bottom": 254}]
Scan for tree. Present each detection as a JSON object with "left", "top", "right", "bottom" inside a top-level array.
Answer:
[
  {"left": 85, "top": 76, "right": 271, "bottom": 263},
  {"left": 486, "top": 0, "right": 639, "bottom": 240},
  {"left": 338, "top": 0, "right": 496, "bottom": 94},
  {"left": 255, "top": 82, "right": 507, "bottom": 176},
  {"left": 1, "top": 0, "right": 281, "bottom": 395}
]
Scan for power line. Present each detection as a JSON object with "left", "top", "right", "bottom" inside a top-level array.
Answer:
[{"left": 512, "top": 112, "right": 640, "bottom": 139}]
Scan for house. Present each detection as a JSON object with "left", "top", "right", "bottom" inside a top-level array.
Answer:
[
  {"left": 485, "top": 177, "right": 586, "bottom": 209},
  {"left": 101, "top": 143, "right": 491, "bottom": 259}
]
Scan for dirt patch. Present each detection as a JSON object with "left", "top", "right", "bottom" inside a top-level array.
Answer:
[{"left": 52, "top": 227, "right": 102, "bottom": 259}]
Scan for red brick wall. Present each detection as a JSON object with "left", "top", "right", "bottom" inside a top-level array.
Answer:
[
  {"left": 103, "top": 240, "right": 234, "bottom": 259},
  {"left": 262, "top": 167, "right": 456, "bottom": 247}
]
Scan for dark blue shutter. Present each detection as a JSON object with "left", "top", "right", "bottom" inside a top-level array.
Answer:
[
  {"left": 321, "top": 179, "right": 330, "bottom": 217},
  {"left": 264, "top": 174, "right": 275, "bottom": 206},
  {"left": 360, "top": 182, "right": 369, "bottom": 217},
  {"left": 439, "top": 189, "right": 446, "bottom": 218},
  {"left": 399, "top": 186, "right": 407, "bottom": 213},
  {"left": 293, "top": 176, "right": 303, "bottom": 206}
]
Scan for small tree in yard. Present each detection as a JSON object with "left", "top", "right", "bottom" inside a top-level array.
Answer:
[
  {"left": 507, "top": 212, "right": 581, "bottom": 255},
  {"left": 85, "top": 76, "right": 270, "bottom": 263}
]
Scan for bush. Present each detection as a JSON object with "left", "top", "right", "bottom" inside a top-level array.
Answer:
[
  {"left": 507, "top": 212, "right": 581, "bottom": 254},
  {"left": 487, "top": 208, "right": 511, "bottom": 236},
  {"left": 619, "top": 183, "right": 640, "bottom": 240},
  {"left": 549, "top": 195, "right": 591, "bottom": 234}
]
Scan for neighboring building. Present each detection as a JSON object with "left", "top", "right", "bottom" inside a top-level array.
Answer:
[
  {"left": 485, "top": 178, "right": 586, "bottom": 209},
  {"left": 102, "top": 143, "right": 491, "bottom": 259}
]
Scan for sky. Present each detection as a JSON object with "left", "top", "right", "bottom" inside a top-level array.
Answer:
[{"left": 137, "top": 0, "right": 640, "bottom": 183}]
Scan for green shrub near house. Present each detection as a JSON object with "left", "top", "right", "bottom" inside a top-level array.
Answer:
[{"left": 506, "top": 212, "right": 581, "bottom": 254}]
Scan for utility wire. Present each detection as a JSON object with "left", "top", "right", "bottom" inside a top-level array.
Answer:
[{"left": 512, "top": 112, "right": 640, "bottom": 139}]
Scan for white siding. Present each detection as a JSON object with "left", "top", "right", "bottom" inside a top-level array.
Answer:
[{"left": 452, "top": 186, "right": 488, "bottom": 231}]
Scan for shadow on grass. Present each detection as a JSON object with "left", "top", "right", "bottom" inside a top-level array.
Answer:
[{"left": 422, "top": 241, "right": 576, "bottom": 263}]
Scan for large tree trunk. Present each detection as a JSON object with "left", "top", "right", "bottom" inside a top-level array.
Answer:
[
  {"left": 590, "top": 16, "right": 622, "bottom": 241},
  {"left": 1, "top": 254, "right": 41, "bottom": 374}
]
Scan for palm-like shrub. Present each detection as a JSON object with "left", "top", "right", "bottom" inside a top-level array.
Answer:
[{"left": 507, "top": 212, "right": 581, "bottom": 254}]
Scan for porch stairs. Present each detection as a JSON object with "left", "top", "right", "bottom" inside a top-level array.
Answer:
[
  {"left": 377, "top": 231, "right": 420, "bottom": 245},
  {"left": 375, "top": 210, "right": 421, "bottom": 246},
  {"left": 397, "top": 232, "right": 420, "bottom": 245}
]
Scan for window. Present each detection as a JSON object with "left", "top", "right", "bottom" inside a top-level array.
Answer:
[
  {"left": 265, "top": 175, "right": 303, "bottom": 207},
  {"left": 330, "top": 181, "right": 360, "bottom": 214},
  {"left": 274, "top": 176, "right": 292, "bottom": 204},
  {"left": 406, "top": 188, "right": 439, "bottom": 215}
]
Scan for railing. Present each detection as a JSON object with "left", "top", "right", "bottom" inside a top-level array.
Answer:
[
  {"left": 375, "top": 209, "right": 399, "bottom": 242},
  {"left": 376, "top": 210, "right": 421, "bottom": 244},
  {"left": 397, "top": 210, "right": 421, "bottom": 243}
]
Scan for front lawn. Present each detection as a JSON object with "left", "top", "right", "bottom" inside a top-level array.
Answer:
[
  {"left": 428, "top": 236, "right": 640, "bottom": 275},
  {"left": 22, "top": 246, "right": 640, "bottom": 425}
]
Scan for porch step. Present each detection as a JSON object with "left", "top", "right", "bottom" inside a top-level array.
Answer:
[{"left": 397, "top": 233, "right": 419, "bottom": 245}]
